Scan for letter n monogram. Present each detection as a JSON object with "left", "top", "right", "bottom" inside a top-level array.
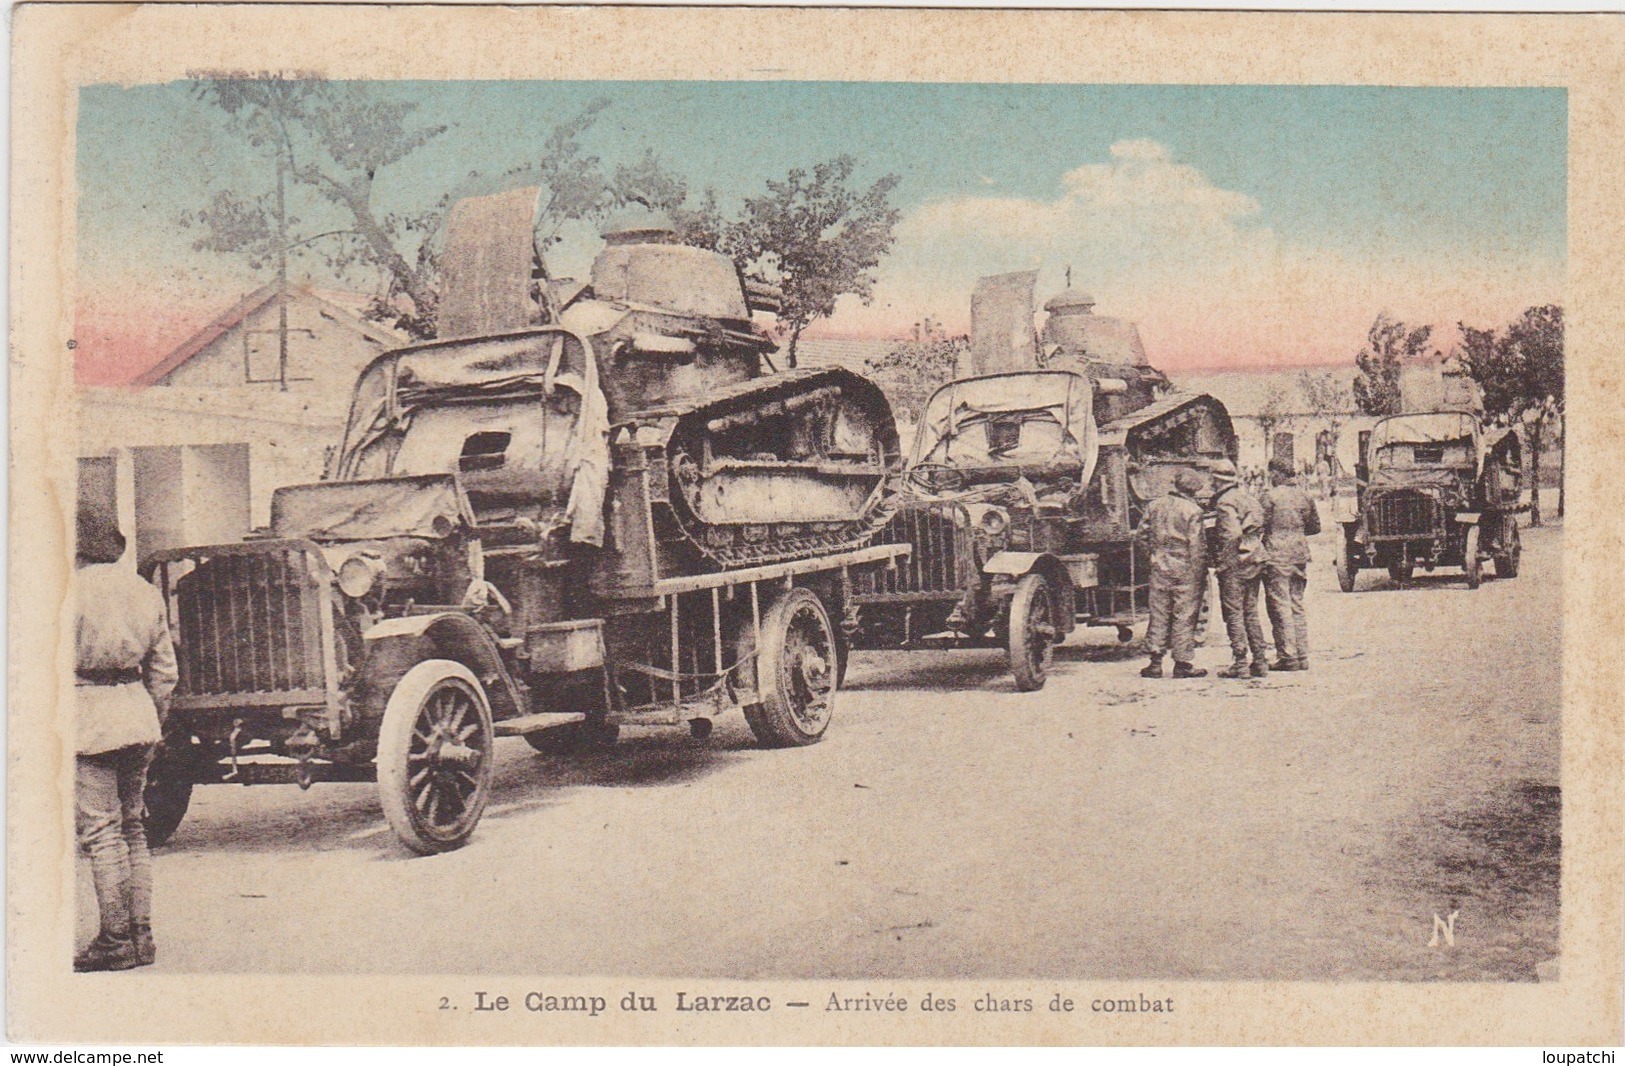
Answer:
[{"left": 1427, "top": 910, "right": 1459, "bottom": 947}]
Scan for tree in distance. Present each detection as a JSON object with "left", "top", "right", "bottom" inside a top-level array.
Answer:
[
  {"left": 1298, "top": 369, "right": 1353, "bottom": 478},
  {"left": 1457, "top": 304, "right": 1564, "bottom": 525},
  {"left": 722, "top": 155, "right": 902, "bottom": 368},
  {"left": 865, "top": 316, "right": 968, "bottom": 418},
  {"left": 1353, "top": 313, "right": 1437, "bottom": 417}
]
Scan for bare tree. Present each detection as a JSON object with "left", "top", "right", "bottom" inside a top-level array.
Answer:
[
  {"left": 1298, "top": 369, "right": 1352, "bottom": 477},
  {"left": 1255, "top": 383, "right": 1293, "bottom": 469}
]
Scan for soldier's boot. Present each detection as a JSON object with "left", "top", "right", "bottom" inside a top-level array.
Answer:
[
  {"left": 73, "top": 931, "right": 139, "bottom": 973},
  {"left": 1217, "top": 661, "right": 1250, "bottom": 679},
  {"left": 1295, "top": 657, "right": 1309, "bottom": 672},
  {"left": 1140, "top": 656, "right": 1165, "bottom": 679},
  {"left": 1172, "top": 662, "right": 1208, "bottom": 679},
  {"left": 1249, "top": 661, "right": 1269, "bottom": 678},
  {"left": 1271, "top": 657, "right": 1300, "bottom": 672},
  {"left": 132, "top": 923, "right": 155, "bottom": 968}
]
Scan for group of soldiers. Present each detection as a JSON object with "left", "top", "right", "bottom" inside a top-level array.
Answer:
[{"left": 1139, "top": 459, "right": 1321, "bottom": 680}]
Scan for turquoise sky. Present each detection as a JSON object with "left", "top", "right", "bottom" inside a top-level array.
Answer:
[{"left": 75, "top": 80, "right": 1566, "bottom": 372}]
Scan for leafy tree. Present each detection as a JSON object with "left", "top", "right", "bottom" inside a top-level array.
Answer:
[
  {"left": 1352, "top": 313, "right": 1435, "bottom": 416},
  {"left": 865, "top": 317, "right": 967, "bottom": 416},
  {"left": 182, "top": 78, "right": 450, "bottom": 339},
  {"left": 1457, "top": 304, "right": 1564, "bottom": 525},
  {"left": 723, "top": 156, "right": 902, "bottom": 367},
  {"left": 183, "top": 80, "right": 706, "bottom": 340}
]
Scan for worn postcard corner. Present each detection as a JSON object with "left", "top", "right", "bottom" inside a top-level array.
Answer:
[{"left": 8, "top": 3, "right": 1625, "bottom": 1048}]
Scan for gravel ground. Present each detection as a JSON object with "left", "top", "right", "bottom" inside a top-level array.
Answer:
[{"left": 82, "top": 522, "right": 1561, "bottom": 980}]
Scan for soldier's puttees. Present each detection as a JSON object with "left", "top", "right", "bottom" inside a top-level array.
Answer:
[
  {"left": 1262, "top": 459, "right": 1321, "bottom": 672},
  {"left": 1139, "top": 468, "right": 1210, "bottom": 680},
  {"left": 73, "top": 510, "right": 178, "bottom": 972},
  {"left": 1208, "top": 459, "right": 1270, "bottom": 679}
]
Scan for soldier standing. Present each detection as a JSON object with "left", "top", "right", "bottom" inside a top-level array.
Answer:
[
  {"left": 74, "top": 510, "right": 178, "bottom": 972},
  {"left": 1209, "top": 460, "right": 1269, "bottom": 679},
  {"left": 1262, "top": 460, "right": 1321, "bottom": 671},
  {"left": 1139, "top": 468, "right": 1210, "bottom": 679}
]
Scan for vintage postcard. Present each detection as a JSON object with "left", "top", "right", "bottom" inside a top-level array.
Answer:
[{"left": 9, "top": 4, "right": 1624, "bottom": 1047}]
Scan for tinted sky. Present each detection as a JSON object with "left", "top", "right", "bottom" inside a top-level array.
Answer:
[{"left": 75, "top": 80, "right": 1566, "bottom": 381}]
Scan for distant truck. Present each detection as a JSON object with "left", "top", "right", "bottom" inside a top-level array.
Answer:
[{"left": 1333, "top": 409, "right": 1523, "bottom": 591}]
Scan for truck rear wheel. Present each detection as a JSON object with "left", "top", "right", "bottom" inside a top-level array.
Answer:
[
  {"left": 1335, "top": 532, "right": 1358, "bottom": 593},
  {"left": 142, "top": 741, "right": 195, "bottom": 847},
  {"left": 1494, "top": 521, "right": 1521, "bottom": 579},
  {"left": 1464, "top": 525, "right": 1483, "bottom": 589},
  {"left": 1007, "top": 572, "right": 1055, "bottom": 692},
  {"left": 378, "top": 659, "right": 495, "bottom": 855},
  {"left": 743, "top": 588, "right": 837, "bottom": 748}
]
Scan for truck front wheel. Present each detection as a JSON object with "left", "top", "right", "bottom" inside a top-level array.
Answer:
[
  {"left": 1335, "top": 532, "right": 1358, "bottom": 593},
  {"left": 1007, "top": 572, "right": 1055, "bottom": 692},
  {"left": 1494, "top": 520, "right": 1522, "bottom": 579},
  {"left": 377, "top": 659, "right": 495, "bottom": 855},
  {"left": 743, "top": 588, "right": 838, "bottom": 748},
  {"left": 1464, "top": 525, "right": 1483, "bottom": 589}
]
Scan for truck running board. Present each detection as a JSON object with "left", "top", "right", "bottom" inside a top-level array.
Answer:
[{"left": 494, "top": 712, "right": 587, "bottom": 737}]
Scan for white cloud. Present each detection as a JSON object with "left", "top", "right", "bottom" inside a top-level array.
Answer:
[{"left": 827, "top": 139, "right": 1561, "bottom": 370}]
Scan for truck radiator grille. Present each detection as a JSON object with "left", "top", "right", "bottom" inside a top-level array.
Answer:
[
  {"left": 1368, "top": 490, "right": 1439, "bottom": 538},
  {"left": 856, "top": 502, "right": 972, "bottom": 597},
  {"left": 169, "top": 547, "right": 328, "bottom": 699}
]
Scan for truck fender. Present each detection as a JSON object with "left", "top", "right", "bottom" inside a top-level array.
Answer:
[
  {"left": 983, "top": 552, "right": 1076, "bottom": 636},
  {"left": 362, "top": 612, "right": 524, "bottom": 721},
  {"left": 981, "top": 551, "right": 1045, "bottom": 577}
]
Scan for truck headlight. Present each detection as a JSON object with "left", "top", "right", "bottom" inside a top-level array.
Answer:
[
  {"left": 337, "top": 555, "right": 384, "bottom": 599},
  {"left": 979, "top": 507, "right": 1009, "bottom": 536}
]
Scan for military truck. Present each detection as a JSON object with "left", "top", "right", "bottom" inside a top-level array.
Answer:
[
  {"left": 141, "top": 192, "right": 906, "bottom": 854},
  {"left": 849, "top": 279, "right": 1233, "bottom": 690},
  {"left": 1333, "top": 409, "right": 1523, "bottom": 591}
]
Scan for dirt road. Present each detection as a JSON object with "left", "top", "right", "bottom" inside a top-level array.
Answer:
[{"left": 90, "top": 523, "right": 1561, "bottom": 980}]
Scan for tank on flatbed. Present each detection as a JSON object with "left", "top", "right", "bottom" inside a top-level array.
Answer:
[{"left": 325, "top": 194, "right": 901, "bottom": 584}]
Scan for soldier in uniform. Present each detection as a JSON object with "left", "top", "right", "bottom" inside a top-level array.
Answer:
[
  {"left": 1262, "top": 459, "right": 1321, "bottom": 671},
  {"left": 1139, "top": 468, "right": 1210, "bottom": 679},
  {"left": 1209, "top": 459, "right": 1269, "bottom": 679},
  {"left": 74, "top": 509, "right": 177, "bottom": 972}
]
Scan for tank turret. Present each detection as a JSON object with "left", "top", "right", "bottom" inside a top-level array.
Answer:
[{"left": 1037, "top": 287, "right": 1165, "bottom": 424}]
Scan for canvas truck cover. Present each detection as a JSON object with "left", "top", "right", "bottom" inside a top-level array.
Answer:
[
  {"left": 1369, "top": 411, "right": 1482, "bottom": 450},
  {"left": 1368, "top": 412, "right": 1483, "bottom": 493},
  {"left": 271, "top": 474, "right": 474, "bottom": 542},
  {"left": 332, "top": 328, "right": 611, "bottom": 546},
  {"left": 911, "top": 371, "right": 1098, "bottom": 484}
]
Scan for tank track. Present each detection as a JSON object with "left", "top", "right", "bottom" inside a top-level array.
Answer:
[
  {"left": 672, "top": 492, "right": 902, "bottom": 570},
  {"left": 648, "top": 367, "right": 902, "bottom": 571}
]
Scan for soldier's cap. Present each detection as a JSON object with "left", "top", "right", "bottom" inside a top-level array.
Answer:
[
  {"left": 76, "top": 508, "right": 126, "bottom": 564},
  {"left": 1173, "top": 468, "right": 1207, "bottom": 496},
  {"left": 1208, "top": 459, "right": 1239, "bottom": 484}
]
